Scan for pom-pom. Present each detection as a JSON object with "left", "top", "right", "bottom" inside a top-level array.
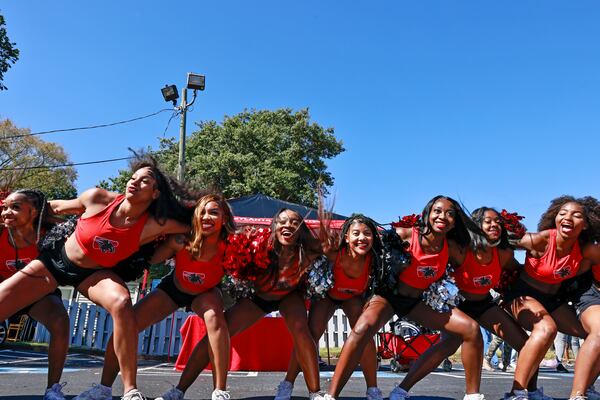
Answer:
[
  {"left": 422, "top": 266, "right": 464, "bottom": 313},
  {"left": 223, "top": 227, "right": 272, "bottom": 282},
  {"left": 391, "top": 214, "right": 421, "bottom": 228},
  {"left": 38, "top": 217, "right": 77, "bottom": 251},
  {"left": 500, "top": 209, "right": 526, "bottom": 240},
  {"left": 374, "top": 229, "right": 412, "bottom": 293},
  {"left": 221, "top": 275, "right": 255, "bottom": 299},
  {"left": 304, "top": 255, "right": 333, "bottom": 299},
  {"left": 495, "top": 268, "right": 520, "bottom": 295}
]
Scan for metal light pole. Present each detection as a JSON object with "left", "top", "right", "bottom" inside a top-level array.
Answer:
[
  {"left": 161, "top": 73, "right": 205, "bottom": 183},
  {"left": 177, "top": 88, "right": 188, "bottom": 182}
]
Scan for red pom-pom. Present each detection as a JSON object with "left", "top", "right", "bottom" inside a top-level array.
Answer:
[
  {"left": 391, "top": 214, "right": 421, "bottom": 228},
  {"left": 223, "top": 227, "right": 273, "bottom": 281},
  {"left": 500, "top": 209, "right": 526, "bottom": 239}
]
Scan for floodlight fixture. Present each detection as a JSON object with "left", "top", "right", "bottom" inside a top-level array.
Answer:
[
  {"left": 161, "top": 84, "right": 179, "bottom": 106},
  {"left": 186, "top": 73, "right": 205, "bottom": 91}
]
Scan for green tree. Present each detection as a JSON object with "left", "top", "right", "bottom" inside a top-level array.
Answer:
[
  {"left": 0, "top": 119, "right": 78, "bottom": 199},
  {"left": 100, "top": 108, "right": 344, "bottom": 207},
  {"left": 0, "top": 12, "right": 19, "bottom": 91}
]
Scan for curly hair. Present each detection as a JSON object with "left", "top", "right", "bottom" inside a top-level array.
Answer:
[
  {"left": 538, "top": 195, "right": 600, "bottom": 244},
  {"left": 338, "top": 213, "right": 382, "bottom": 259},
  {"left": 187, "top": 194, "right": 236, "bottom": 258},
  {"left": 128, "top": 154, "right": 195, "bottom": 225},
  {"left": 470, "top": 207, "right": 511, "bottom": 251},
  {"left": 419, "top": 195, "right": 482, "bottom": 248}
]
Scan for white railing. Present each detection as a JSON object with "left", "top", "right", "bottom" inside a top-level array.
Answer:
[
  {"left": 32, "top": 302, "right": 363, "bottom": 355},
  {"left": 33, "top": 300, "right": 190, "bottom": 356}
]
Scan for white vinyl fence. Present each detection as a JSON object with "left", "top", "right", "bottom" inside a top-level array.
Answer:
[{"left": 32, "top": 302, "right": 374, "bottom": 356}]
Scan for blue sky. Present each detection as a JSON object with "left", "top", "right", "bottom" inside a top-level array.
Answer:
[{"left": 1, "top": 2, "right": 599, "bottom": 229}]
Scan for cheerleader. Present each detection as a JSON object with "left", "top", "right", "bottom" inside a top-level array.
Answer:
[
  {"left": 75, "top": 194, "right": 234, "bottom": 400},
  {"left": 326, "top": 196, "right": 485, "bottom": 400},
  {"left": 274, "top": 214, "right": 384, "bottom": 400},
  {"left": 0, "top": 156, "right": 192, "bottom": 400},
  {"left": 504, "top": 196, "right": 594, "bottom": 400},
  {"left": 1, "top": 190, "right": 70, "bottom": 400},
  {"left": 156, "top": 208, "right": 328, "bottom": 400},
  {"left": 556, "top": 196, "right": 600, "bottom": 400},
  {"left": 385, "top": 207, "right": 550, "bottom": 400}
]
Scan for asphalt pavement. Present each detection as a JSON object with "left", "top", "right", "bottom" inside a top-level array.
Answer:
[{"left": 0, "top": 348, "right": 583, "bottom": 400}]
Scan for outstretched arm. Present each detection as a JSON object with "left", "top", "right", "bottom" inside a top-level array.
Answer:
[
  {"left": 150, "top": 234, "right": 186, "bottom": 264},
  {"left": 49, "top": 188, "right": 117, "bottom": 216}
]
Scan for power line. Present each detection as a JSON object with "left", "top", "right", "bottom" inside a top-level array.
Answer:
[
  {"left": 0, "top": 156, "right": 134, "bottom": 171},
  {"left": 1, "top": 108, "right": 175, "bottom": 140}
]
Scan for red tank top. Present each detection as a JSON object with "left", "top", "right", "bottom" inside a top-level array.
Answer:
[
  {"left": 524, "top": 229, "right": 581, "bottom": 284},
  {"left": 398, "top": 227, "right": 448, "bottom": 289},
  {"left": 254, "top": 255, "right": 303, "bottom": 298},
  {"left": 0, "top": 229, "right": 39, "bottom": 280},
  {"left": 453, "top": 248, "right": 501, "bottom": 295},
  {"left": 75, "top": 194, "right": 149, "bottom": 267},
  {"left": 174, "top": 241, "right": 226, "bottom": 293},
  {"left": 328, "top": 250, "right": 371, "bottom": 300}
]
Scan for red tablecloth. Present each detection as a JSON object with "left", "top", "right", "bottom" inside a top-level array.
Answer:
[{"left": 175, "top": 315, "right": 293, "bottom": 371}]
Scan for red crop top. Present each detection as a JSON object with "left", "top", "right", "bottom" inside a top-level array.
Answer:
[
  {"left": 397, "top": 227, "right": 448, "bottom": 290},
  {"left": 174, "top": 241, "right": 226, "bottom": 293},
  {"left": 524, "top": 229, "right": 581, "bottom": 284},
  {"left": 75, "top": 194, "right": 149, "bottom": 267},
  {"left": 453, "top": 248, "right": 501, "bottom": 295},
  {"left": 0, "top": 229, "right": 39, "bottom": 280},
  {"left": 254, "top": 255, "right": 303, "bottom": 298},
  {"left": 328, "top": 250, "right": 371, "bottom": 301}
]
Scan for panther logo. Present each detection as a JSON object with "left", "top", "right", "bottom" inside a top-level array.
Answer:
[
  {"left": 183, "top": 271, "right": 206, "bottom": 285},
  {"left": 554, "top": 266, "right": 573, "bottom": 279},
  {"left": 6, "top": 258, "right": 31, "bottom": 271},
  {"left": 93, "top": 236, "right": 119, "bottom": 254},
  {"left": 417, "top": 266, "right": 438, "bottom": 279},
  {"left": 473, "top": 275, "right": 493, "bottom": 288}
]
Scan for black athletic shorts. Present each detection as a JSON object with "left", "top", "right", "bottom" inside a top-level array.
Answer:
[
  {"left": 503, "top": 278, "right": 564, "bottom": 313},
  {"left": 156, "top": 271, "right": 198, "bottom": 308},
  {"left": 574, "top": 283, "right": 600, "bottom": 317},
  {"left": 457, "top": 294, "right": 497, "bottom": 319},
  {"left": 37, "top": 241, "right": 97, "bottom": 287},
  {"left": 250, "top": 295, "right": 282, "bottom": 314},
  {"left": 378, "top": 291, "right": 421, "bottom": 318}
]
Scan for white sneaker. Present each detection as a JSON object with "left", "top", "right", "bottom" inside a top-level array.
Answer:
[
  {"left": 587, "top": 385, "right": 600, "bottom": 400},
  {"left": 568, "top": 396, "right": 588, "bottom": 400},
  {"left": 389, "top": 384, "right": 409, "bottom": 400},
  {"left": 309, "top": 392, "right": 330, "bottom": 400},
  {"left": 121, "top": 389, "right": 146, "bottom": 400},
  {"left": 155, "top": 387, "right": 184, "bottom": 400},
  {"left": 44, "top": 383, "right": 67, "bottom": 400},
  {"left": 212, "top": 389, "right": 230, "bottom": 400},
  {"left": 366, "top": 387, "right": 384, "bottom": 400},
  {"left": 503, "top": 391, "right": 528, "bottom": 400},
  {"left": 74, "top": 383, "right": 113, "bottom": 400},
  {"left": 529, "top": 387, "right": 554, "bottom": 400},
  {"left": 464, "top": 394, "right": 486, "bottom": 400},
  {"left": 274, "top": 380, "right": 294, "bottom": 400}
]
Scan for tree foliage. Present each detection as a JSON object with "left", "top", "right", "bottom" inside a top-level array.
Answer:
[
  {"left": 0, "top": 119, "right": 78, "bottom": 199},
  {"left": 100, "top": 109, "right": 344, "bottom": 207},
  {"left": 0, "top": 12, "right": 19, "bottom": 91}
]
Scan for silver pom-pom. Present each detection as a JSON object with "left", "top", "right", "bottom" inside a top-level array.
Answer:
[
  {"left": 304, "top": 255, "right": 333, "bottom": 299},
  {"left": 221, "top": 275, "right": 255, "bottom": 300},
  {"left": 422, "top": 266, "right": 464, "bottom": 313},
  {"left": 38, "top": 217, "right": 77, "bottom": 251}
]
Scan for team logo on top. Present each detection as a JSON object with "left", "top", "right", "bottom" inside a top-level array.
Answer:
[
  {"left": 417, "top": 266, "right": 438, "bottom": 279},
  {"left": 6, "top": 258, "right": 32, "bottom": 271},
  {"left": 183, "top": 271, "right": 206, "bottom": 285},
  {"left": 339, "top": 287, "right": 360, "bottom": 294},
  {"left": 473, "top": 275, "right": 493, "bottom": 288},
  {"left": 93, "top": 236, "right": 119, "bottom": 254},
  {"left": 554, "top": 266, "right": 573, "bottom": 279}
]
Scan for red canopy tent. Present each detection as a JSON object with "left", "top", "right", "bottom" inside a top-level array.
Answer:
[{"left": 227, "top": 193, "right": 347, "bottom": 230}]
